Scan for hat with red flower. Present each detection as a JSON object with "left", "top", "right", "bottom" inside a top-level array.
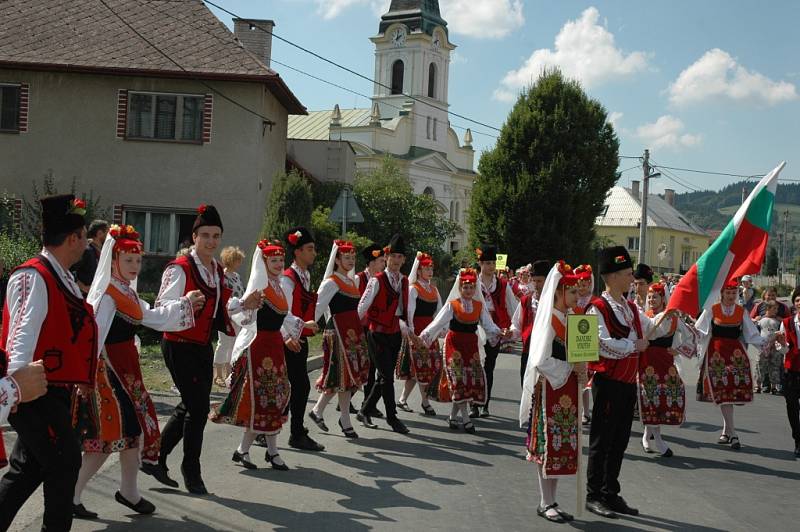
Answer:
[
  {"left": 285, "top": 226, "right": 314, "bottom": 249},
  {"left": 258, "top": 239, "right": 285, "bottom": 257},
  {"left": 40, "top": 194, "right": 86, "bottom": 242},
  {"left": 192, "top": 204, "right": 223, "bottom": 233}
]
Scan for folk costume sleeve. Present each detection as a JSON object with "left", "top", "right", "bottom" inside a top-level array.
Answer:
[
  {"left": 505, "top": 283, "right": 519, "bottom": 317},
  {"left": 419, "top": 302, "right": 453, "bottom": 346},
  {"left": 155, "top": 264, "right": 186, "bottom": 307},
  {"left": 672, "top": 317, "right": 699, "bottom": 358},
  {"left": 280, "top": 275, "right": 296, "bottom": 318},
  {"left": 479, "top": 303, "right": 503, "bottom": 346},
  {"left": 314, "top": 278, "right": 339, "bottom": 323},
  {"left": 406, "top": 285, "right": 419, "bottom": 335},
  {"left": 0, "top": 377, "right": 20, "bottom": 425},
  {"left": 140, "top": 295, "right": 195, "bottom": 332},
  {"left": 510, "top": 301, "right": 524, "bottom": 341},
  {"left": 94, "top": 294, "right": 117, "bottom": 350},
  {"left": 4, "top": 268, "right": 48, "bottom": 373},
  {"left": 587, "top": 305, "right": 636, "bottom": 360},
  {"left": 357, "top": 276, "right": 379, "bottom": 321}
]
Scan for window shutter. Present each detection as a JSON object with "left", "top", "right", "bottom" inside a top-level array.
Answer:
[
  {"left": 113, "top": 204, "right": 123, "bottom": 225},
  {"left": 202, "top": 94, "right": 213, "bottom": 143},
  {"left": 18, "top": 83, "right": 29, "bottom": 133},
  {"left": 13, "top": 198, "right": 22, "bottom": 233},
  {"left": 116, "top": 89, "right": 128, "bottom": 138}
]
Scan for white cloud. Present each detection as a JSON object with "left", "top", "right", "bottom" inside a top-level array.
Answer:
[
  {"left": 608, "top": 111, "right": 624, "bottom": 129},
  {"left": 668, "top": 48, "right": 798, "bottom": 106},
  {"left": 493, "top": 7, "right": 649, "bottom": 100},
  {"left": 634, "top": 115, "right": 702, "bottom": 150},
  {"left": 313, "top": 0, "right": 524, "bottom": 39},
  {"left": 450, "top": 51, "right": 468, "bottom": 65}
]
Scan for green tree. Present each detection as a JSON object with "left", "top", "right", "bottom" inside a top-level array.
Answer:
[
  {"left": 765, "top": 246, "right": 779, "bottom": 276},
  {"left": 353, "top": 156, "right": 458, "bottom": 274},
  {"left": 261, "top": 169, "right": 313, "bottom": 240},
  {"left": 469, "top": 70, "right": 620, "bottom": 264}
]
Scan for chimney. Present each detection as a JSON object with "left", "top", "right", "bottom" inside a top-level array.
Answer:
[
  {"left": 664, "top": 188, "right": 675, "bottom": 206},
  {"left": 631, "top": 180, "right": 640, "bottom": 198},
  {"left": 233, "top": 18, "right": 275, "bottom": 68}
]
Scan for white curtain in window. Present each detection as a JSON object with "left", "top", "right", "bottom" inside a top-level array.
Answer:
[
  {"left": 150, "top": 213, "right": 171, "bottom": 254},
  {"left": 128, "top": 94, "right": 152, "bottom": 138},
  {"left": 154, "top": 95, "right": 176, "bottom": 139},
  {"left": 182, "top": 97, "right": 202, "bottom": 141}
]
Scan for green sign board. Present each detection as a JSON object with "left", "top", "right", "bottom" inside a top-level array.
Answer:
[{"left": 567, "top": 314, "right": 599, "bottom": 363}]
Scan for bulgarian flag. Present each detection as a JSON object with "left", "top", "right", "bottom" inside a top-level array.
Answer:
[{"left": 667, "top": 161, "right": 786, "bottom": 317}]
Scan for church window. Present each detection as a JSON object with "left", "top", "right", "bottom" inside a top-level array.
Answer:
[
  {"left": 391, "top": 60, "right": 404, "bottom": 95},
  {"left": 428, "top": 63, "right": 436, "bottom": 98},
  {"left": 423, "top": 186, "right": 435, "bottom": 199},
  {"left": 433, "top": 118, "right": 438, "bottom": 140}
]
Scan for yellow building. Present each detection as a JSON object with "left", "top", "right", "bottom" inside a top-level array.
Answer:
[{"left": 595, "top": 183, "right": 711, "bottom": 274}]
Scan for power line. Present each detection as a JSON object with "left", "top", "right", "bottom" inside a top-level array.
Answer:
[
  {"left": 203, "top": 0, "right": 502, "bottom": 132},
  {"left": 100, "top": 0, "right": 276, "bottom": 127},
  {"left": 618, "top": 164, "right": 641, "bottom": 174}
]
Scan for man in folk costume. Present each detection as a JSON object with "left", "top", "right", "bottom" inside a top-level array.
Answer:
[
  {"left": 474, "top": 245, "right": 518, "bottom": 418},
  {"left": 777, "top": 288, "right": 800, "bottom": 457},
  {"left": 695, "top": 280, "right": 772, "bottom": 450},
  {"left": 584, "top": 246, "right": 665, "bottom": 519},
  {"left": 357, "top": 234, "right": 411, "bottom": 434},
  {"left": 519, "top": 261, "right": 583, "bottom": 523},
  {"left": 0, "top": 194, "right": 99, "bottom": 530},
  {"left": 510, "top": 260, "right": 551, "bottom": 386},
  {"left": 630, "top": 263, "right": 653, "bottom": 312},
  {"left": 154, "top": 204, "right": 260, "bottom": 494},
  {"left": 279, "top": 226, "right": 325, "bottom": 452}
]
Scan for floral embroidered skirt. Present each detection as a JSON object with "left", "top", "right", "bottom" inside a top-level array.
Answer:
[
  {"left": 526, "top": 373, "right": 580, "bottom": 477},
  {"left": 396, "top": 334, "right": 442, "bottom": 384},
  {"left": 73, "top": 340, "right": 160, "bottom": 461},
  {"left": 438, "top": 330, "right": 487, "bottom": 404},
  {"left": 211, "top": 329, "right": 290, "bottom": 434},
  {"left": 697, "top": 337, "right": 752, "bottom": 405},
  {"left": 638, "top": 345, "right": 685, "bottom": 425},
  {"left": 316, "top": 310, "right": 370, "bottom": 393}
]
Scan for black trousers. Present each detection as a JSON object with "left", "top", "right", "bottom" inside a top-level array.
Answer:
[
  {"left": 284, "top": 338, "right": 310, "bottom": 437},
  {"left": 785, "top": 371, "right": 800, "bottom": 443},
  {"left": 586, "top": 373, "right": 637, "bottom": 502},
  {"left": 483, "top": 341, "right": 501, "bottom": 408},
  {"left": 0, "top": 387, "right": 81, "bottom": 532},
  {"left": 359, "top": 328, "right": 378, "bottom": 407},
  {"left": 159, "top": 339, "right": 213, "bottom": 477},
  {"left": 362, "top": 331, "right": 402, "bottom": 420}
]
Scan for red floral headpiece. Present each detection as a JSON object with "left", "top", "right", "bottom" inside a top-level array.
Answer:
[
  {"left": 475, "top": 247, "right": 483, "bottom": 260},
  {"left": 557, "top": 260, "right": 579, "bottom": 287},
  {"left": 335, "top": 240, "right": 355, "bottom": 254},
  {"left": 459, "top": 268, "right": 478, "bottom": 285},
  {"left": 722, "top": 279, "right": 739, "bottom": 291},
  {"left": 648, "top": 282, "right": 666, "bottom": 296},
  {"left": 417, "top": 251, "right": 434, "bottom": 268},
  {"left": 110, "top": 224, "right": 143, "bottom": 254},
  {"left": 68, "top": 198, "right": 87, "bottom": 216},
  {"left": 371, "top": 249, "right": 382, "bottom": 258},
  {"left": 287, "top": 230, "right": 303, "bottom": 246},
  {"left": 197, "top": 204, "right": 208, "bottom": 215},
  {"left": 383, "top": 245, "right": 392, "bottom": 255},
  {"left": 614, "top": 255, "right": 626, "bottom": 264},
  {"left": 573, "top": 264, "right": 593, "bottom": 280},
  {"left": 258, "top": 239, "right": 285, "bottom": 257}
]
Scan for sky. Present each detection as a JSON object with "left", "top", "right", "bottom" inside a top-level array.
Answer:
[{"left": 206, "top": 0, "right": 800, "bottom": 194}]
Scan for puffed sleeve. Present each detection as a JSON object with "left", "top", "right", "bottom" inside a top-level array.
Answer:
[{"left": 140, "top": 295, "right": 195, "bottom": 332}]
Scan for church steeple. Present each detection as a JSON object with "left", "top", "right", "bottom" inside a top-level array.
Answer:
[{"left": 379, "top": 0, "right": 448, "bottom": 37}]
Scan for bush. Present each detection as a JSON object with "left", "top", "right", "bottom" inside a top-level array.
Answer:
[{"left": 0, "top": 232, "right": 40, "bottom": 281}]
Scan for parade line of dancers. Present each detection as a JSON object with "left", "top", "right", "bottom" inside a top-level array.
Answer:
[{"left": 1, "top": 196, "right": 799, "bottom": 530}]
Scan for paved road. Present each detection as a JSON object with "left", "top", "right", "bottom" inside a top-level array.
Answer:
[{"left": 6, "top": 352, "right": 799, "bottom": 531}]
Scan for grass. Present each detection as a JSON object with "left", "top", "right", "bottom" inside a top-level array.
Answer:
[{"left": 139, "top": 333, "right": 325, "bottom": 393}]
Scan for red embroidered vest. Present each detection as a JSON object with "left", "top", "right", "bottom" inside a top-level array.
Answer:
[
  {"left": 367, "top": 272, "right": 408, "bottom": 334},
  {"left": 284, "top": 267, "right": 318, "bottom": 337},
  {"left": 487, "top": 276, "right": 512, "bottom": 329},
  {"left": 356, "top": 271, "right": 369, "bottom": 296},
  {"left": 0, "top": 256, "right": 98, "bottom": 385},
  {"left": 782, "top": 316, "right": 800, "bottom": 372},
  {"left": 519, "top": 294, "right": 536, "bottom": 355},
  {"left": 587, "top": 295, "right": 642, "bottom": 384},
  {"left": 163, "top": 255, "right": 233, "bottom": 345}
]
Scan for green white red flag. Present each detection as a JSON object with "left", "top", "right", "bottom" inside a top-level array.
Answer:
[{"left": 667, "top": 161, "right": 786, "bottom": 317}]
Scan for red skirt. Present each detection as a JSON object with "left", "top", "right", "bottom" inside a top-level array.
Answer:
[
  {"left": 698, "top": 337, "right": 752, "bottom": 405},
  {"left": 442, "top": 330, "right": 486, "bottom": 404},
  {"left": 210, "top": 330, "right": 290, "bottom": 433},
  {"left": 638, "top": 345, "right": 685, "bottom": 425},
  {"left": 396, "top": 316, "right": 441, "bottom": 384},
  {"left": 316, "top": 309, "right": 370, "bottom": 393},
  {"left": 526, "top": 373, "right": 580, "bottom": 476}
]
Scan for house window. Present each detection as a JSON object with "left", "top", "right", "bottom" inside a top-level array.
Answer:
[
  {"left": 123, "top": 207, "right": 198, "bottom": 255},
  {"left": 428, "top": 63, "right": 436, "bottom": 98},
  {"left": 681, "top": 248, "right": 691, "bottom": 268},
  {"left": 127, "top": 91, "right": 203, "bottom": 142},
  {"left": 0, "top": 84, "right": 20, "bottom": 132},
  {"left": 391, "top": 60, "right": 404, "bottom": 95},
  {"left": 627, "top": 236, "right": 640, "bottom": 251}
]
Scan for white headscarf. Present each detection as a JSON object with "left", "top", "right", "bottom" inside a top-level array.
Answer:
[
  {"left": 323, "top": 241, "right": 356, "bottom": 281},
  {"left": 86, "top": 234, "right": 138, "bottom": 311},
  {"left": 446, "top": 269, "right": 490, "bottom": 361},
  {"left": 519, "top": 263, "right": 562, "bottom": 427},
  {"left": 230, "top": 246, "right": 268, "bottom": 364},
  {"left": 408, "top": 252, "right": 422, "bottom": 285}
]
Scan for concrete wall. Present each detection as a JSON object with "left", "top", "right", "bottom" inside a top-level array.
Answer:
[{"left": 0, "top": 68, "right": 289, "bottom": 257}]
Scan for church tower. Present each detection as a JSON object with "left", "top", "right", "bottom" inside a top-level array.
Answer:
[{"left": 370, "top": 0, "right": 455, "bottom": 153}]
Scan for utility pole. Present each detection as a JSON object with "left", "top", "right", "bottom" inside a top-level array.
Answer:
[
  {"left": 782, "top": 210, "right": 790, "bottom": 283},
  {"left": 638, "top": 149, "right": 650, "bottom": 264},
  {"left": 741, "top": 186, "right": 747, "bottom": 205}
]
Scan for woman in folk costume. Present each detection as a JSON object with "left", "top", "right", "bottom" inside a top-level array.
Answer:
[
  {"left": 573, "top": 264, "right": 594, "bottom": 426},
  {"left": 695, "top": 280, "right": 776, "bottom": 450},
  {"left": 415, "top": 268, "right": 509, "bottom": 433},
  {"left": 307, "top": 240, "right": 370, "bottom": 439},
  {"left": 72, "top": 225, "right": 201, "bottom": 518},
  {"left": 638, "top": 282, "right": 698, "bottom": 457},
  {"left": 210, "top": 240, "right": 315, "bottom": 470},
  {"left": 519, "top": 261, "right": 582, "bottom": 524},
  {"left": 396, "top": 252, "right": 442, "bottom": 416}
]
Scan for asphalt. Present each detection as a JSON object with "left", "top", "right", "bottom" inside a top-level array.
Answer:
[{"left": 4, "top": 350, "right": 799, "bottom": 531}]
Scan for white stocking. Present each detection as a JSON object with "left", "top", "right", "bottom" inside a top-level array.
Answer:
[
  {"left": 582, "top": 388, "right": 592, "bottom": 418},
  {"left": 400, "top": 380, "right": 416, "bottom": 403},
  {"left": 73, "top": 452, "right": 108, "bottom": 505},
  {"left": 721, "top": 404, "right": 736, "bottom": 437},
  {"left": 459, "top": 402, "right": 471, "bottom": 424},
  {"left": 536, "top": 463, "right": 559, "bottom": 515},
  {"left": 642, "top": 425, "right": 654, "bottom": 449},
  {"left": 266, "top": 434, "right": 284, "bottom": 466},
  {"left": 651, "top": 426, "right": 668, "bottom": 453},
  {"left": 238, "top": 430, "right": 257, "bottom": 455},
  {"left": 313, "top": 392, "right": 334, "bottom": 417},
  {"left": 450, "top": 402, "right": 460, "bottom": 421},
  {"left": 119, "top": 448, "right": 142, "bottom": 504},
  {"left": 338, "top": 391, "right": 352, "bottom": 429}
]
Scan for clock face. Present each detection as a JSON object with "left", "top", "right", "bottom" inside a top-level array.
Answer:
[{"left": 391, "top": 28, "right": 406, "bottom": 47}]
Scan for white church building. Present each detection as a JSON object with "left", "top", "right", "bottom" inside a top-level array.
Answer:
[{"left": 287, "top": 0, "right": 476, "bottom": 253}]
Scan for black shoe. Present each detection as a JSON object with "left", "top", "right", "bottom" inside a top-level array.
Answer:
[
  {"left": 114, "top": 491, "right": 156, "bottom": 514},
  {"left": 308, "top": 411, "right": 329, "bottom": 432},
  {"left": 794, "top": 442, "right": 800, "bottom": 457},
  {"left": 140, "top": 462, "right": 179, "bottom": 488},
  {"left": 552, "top": 503, "right": 574, "bottom": 522},
  {"left": 717, "top": 434, "right": 732, "bottom": 444},
  {"left": 253, "top": 434, "right": 269, "bottom": 447},
  {"left": 661, "top": 447, "right": 674, "bottom": 458},
  {"left": 480, "top": 406, "right": 490, "bottom": 418},
  {"left": 730, "top": 436, "right": 741, "bottom": 450},
  {"left": 73, "top": 503, "right": 98, "bottom": 519},
  {"left": 469, "top": 406, "right": 480, "bottom": 418},
  {"left": 348, "top": 403, "right": 358, "bottom": 414},
  {"left": 397, "top": 400, "right": 414, "bottom": 413},
  {"left": 367, "top": 406, "right": 384, "bottom": 418},
  {"left": 448, "top": 417, "right": 460, "bottom": 430},
  {"left": 338, "top": 419, "right": 359, "bottom": 439},
  {"left": 605, "top": 496, "right": 639, "bottom": 516},
  {"left": 463, "top": 421, "right": 476, "bottom": 434},
  {"left": 387, "top": 417, "right": 410, "bottom": 434},
  {"left": 641, "top": 440, "right": 654, "bottom": 454},
  {"left": 536, "top": 504, "right": 565, "bottom": 523},
  {"left": 266, "top": 452, "right": 290, "bottom": 471},
  {"left": 421, "top": 403, "right": 437, "bottom": 416},
  {"left": 232, "top": 450, "right": 257, "bottom": 469},
  {"left": 180, "top": 466, "right": 208, "bottom": 495},
  {"left": 582, "top": 415, "right": 592, "bottom": 426},
  {"left": 288, "top": 433, "right": 325, "bottom": 451},
  {"left": 585, "top": 499, "right": 617, "bottom": 519},
  {"left": 357, "top": 411, "right": 378, "bottom": 429}
]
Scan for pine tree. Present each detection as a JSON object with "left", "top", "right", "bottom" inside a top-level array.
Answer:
[
  {"left": 765, "top": 246, "right": 779, "bottom": 276},
  {"left": 469, "top": 70, "right": 619, "bottom": 265},
  {"left": 261, "top": 169, "right": 313, "bottom": 240}
]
